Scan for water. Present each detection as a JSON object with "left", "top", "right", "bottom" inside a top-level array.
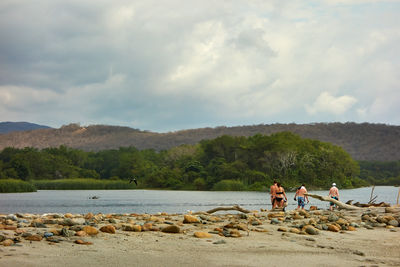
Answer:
[{"left": 0, "top": 186, "right": 398, "bottom": 214}]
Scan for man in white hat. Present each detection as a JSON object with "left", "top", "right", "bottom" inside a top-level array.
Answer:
[{"left": 328, "top": 183, "right": 339, "bottom": 211}]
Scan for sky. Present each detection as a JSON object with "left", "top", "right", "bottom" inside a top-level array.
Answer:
[{"left": 0, "top": 0, "right": 399, "bottom": 132}]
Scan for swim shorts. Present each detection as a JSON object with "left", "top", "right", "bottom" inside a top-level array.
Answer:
[
  {"left": 330, "top": 196, "right": 338, "bottom": 206},
  {"left": 298, "top": 196, "right": 305, "bottom": 208}
]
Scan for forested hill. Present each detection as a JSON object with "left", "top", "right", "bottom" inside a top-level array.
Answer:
[{"left": 0, "top": 122, "right": 399, "bottom": 161}]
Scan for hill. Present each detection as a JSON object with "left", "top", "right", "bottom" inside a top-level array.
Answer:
[
  {"left": 0, "top": 122, "right": 399, "bottom": 161},
  {"left": 0, "top": 122, "right": 51, "bottom": 134}
]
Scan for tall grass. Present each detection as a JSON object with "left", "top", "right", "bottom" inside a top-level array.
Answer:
[
  {"left": 0, "top": 179, "right": 37, "bottom": 193},
  {"left": 32, "top": 178, "right": 137, "bottom": 190}
]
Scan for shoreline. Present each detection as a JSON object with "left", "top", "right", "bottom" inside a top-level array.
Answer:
[{"left": 1, "top": 207, "right": 399, "bottom": 266}]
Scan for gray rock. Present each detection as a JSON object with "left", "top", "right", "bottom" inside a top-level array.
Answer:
[
  {"left": 213, "top": 240, "right": 227, "bottom": 244},
  {"left": 43, "top": 232, "right": 54, "bottom": 238},
  {"left": 304, "top": 225, "right": 319, "bottom": 235},
  {"left": 61, "top": 228, "right": 76, "bottom": 237},
  {"left": 328, "top": 214, "right": 339, "bottom": 222},
  {"left": 270, "top": 218, "right": 280, "bottom": 225},
  {"left": 322, "top": 224, "right": 329, "bottom": 231},
  {"left": 6, "top": 214, "right": 18, "bottom": 221},
  {"left": 388, "top": 220, "right": 399, "bottom": 227},
  {"left": 31, "top": 222, "right": 47, "bottom": 228}
]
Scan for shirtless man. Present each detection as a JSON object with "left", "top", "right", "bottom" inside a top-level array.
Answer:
[
  {"left": 328, "top": 183, "right": 339, "bottom": 211},
  {"left": 294, "top": 184, "right": 309, "bottom": 209},
  {"left": 270, "top": 180, "right": 278, "bottom": 209}
]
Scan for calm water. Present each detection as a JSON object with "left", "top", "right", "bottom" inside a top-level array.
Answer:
[{"left": 0, "top": 186, "right": 398, "bottom": 214}]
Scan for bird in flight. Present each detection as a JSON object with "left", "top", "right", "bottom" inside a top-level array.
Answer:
[{"left": 129, "top": 178, "right": 138, "bottom": 185}]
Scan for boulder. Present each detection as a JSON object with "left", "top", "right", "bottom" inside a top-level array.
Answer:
[
  {"left": 123, "top": 224, "right": 142, "bottom": 232},
  {"left": 387, "top": 220, "right": 399, "bottom": 227},
  {"left": 304, "top": 225, "right": 319, "bottom": 235},
  {"left": 82, "top": 226, "right": 99, "bottom": 236},
  {"left": 183, "top": 215, "right": 199, "bottom": 223},
  {"left": 290, "top": 228, "right": 300, "bottom": 234},
  {"left": 2, "top": 239, "right": 14, "bottom": 246},
  {"left": 277, "top": 227, "right": 287, "bottom": 232},
  {"left": 100, "top": 225, "right": 116, "bottom": 234},
  {"left": 25, "top": 234, "right": 43, "bottom": 241},
  {"left": 194, "top": 232, "right": 212, "bottom": 238},
  {"left": 328, "top": 225, "right": 340, "bottom": 232},
  {"left": 161, "top": 225, "right": 181, "bottom": 233}
]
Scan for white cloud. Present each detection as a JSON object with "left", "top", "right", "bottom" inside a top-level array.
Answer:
[
  {"left": 0, "top": 1, "right": 399, "bottom": 131},
  {"left": 306, "top": 92, "right": 358, "bottom": 115}
]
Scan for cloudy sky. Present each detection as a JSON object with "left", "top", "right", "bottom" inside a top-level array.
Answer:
[{"left": 0, "top": 0, "right": 399, "bottom": 132}]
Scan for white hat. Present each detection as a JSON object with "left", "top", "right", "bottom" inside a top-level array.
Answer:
[{"left": 332, "top": 183, "right": 336, "bottom": 186}]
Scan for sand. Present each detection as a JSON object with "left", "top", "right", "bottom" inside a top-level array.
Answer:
[{"left": 1, "top": 208, "right": 399, "bottom": 267}]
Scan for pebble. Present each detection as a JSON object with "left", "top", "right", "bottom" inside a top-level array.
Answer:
[{"left": 213, "top": 240, "right": 226, "bottom": 244}]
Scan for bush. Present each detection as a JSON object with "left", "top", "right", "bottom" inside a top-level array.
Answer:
[
  {"left": 0, "top": 179, "right": 37, "bottom": 193},
  {"left": 212, "top": 179, "right": 246, "bottom": 191}
]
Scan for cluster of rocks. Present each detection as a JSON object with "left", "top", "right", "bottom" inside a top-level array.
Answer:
[{"left": 1, "top": 207, "right": 399, "bottom": 247}]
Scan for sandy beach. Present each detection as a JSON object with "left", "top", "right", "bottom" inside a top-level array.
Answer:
[{"left": 1, "top": 207, "right": 399, "bottom": 267}]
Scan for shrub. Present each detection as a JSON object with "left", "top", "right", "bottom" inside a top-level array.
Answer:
[{"left": 0, "top": 179, "right": 37, "bottom": 193}]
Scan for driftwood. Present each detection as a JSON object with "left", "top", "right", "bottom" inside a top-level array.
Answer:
[
  {"left": 305, "top": 193, "right": 362, "bottom": 210},
  {"left": 193, "top": 205, "right": 251, "bottom": 215}
]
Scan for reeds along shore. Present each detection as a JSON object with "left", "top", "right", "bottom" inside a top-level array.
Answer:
[{"left": 1, "top": 205, "right": 399, "bottom": 247}]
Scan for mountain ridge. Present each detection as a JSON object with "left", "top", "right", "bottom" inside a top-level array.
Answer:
[
  {"left": 0, "top": 122, "right": 399, "bottom": 161},
  {"left": 0, "top": 121, "right": 51, "bottom": 134}
]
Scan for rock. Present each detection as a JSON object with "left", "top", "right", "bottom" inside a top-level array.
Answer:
[
  {"left": 83, "top": 226, "right": 98, "bottom": 236},
  {"left": 84, "top": 213, "right": 94, "bottom": 220},
  {"left": 237, "top": 223, "right": 248, "bottom": 231},
  {"left": 161, "top": 225, "right": 180, "bottom": 233},
  {"left": 100, "top": 225, "right": 116, "bottom": 234},
  {"left": 387, "top": 220, "right": 399, "bottom": 227},
  {"left": 310, "top": 206, "right": 318, "bottom": 211},
  {"left": 25, "top": 235, "right": 43, "bottom": 241},
  {"left": 75, "top": 231, "right": 87, "bottom": 237},
  {"left": 277, "top": 227, "right": 287, "bottom": 232},
  {"left": 364, "top": 225, "right": 374, "bottom": 230},
  {"left": 213, "top": 240, "right": 227, "bottom": 244},
  {"left": 336, "top": 218, "right": 348, "bottom": 226},
  {"left": 350, "top": 222, "right": 360, "bottom": 228},
  {"left": 290, "top": 228, "right": 300, "bottom": 234},
  {"left": 72, "top": 218, "right": 86, "bottom": 225},
  {"left": 328, "top": 225, "right": 340, "bottom": 232},
  {"left": 61, "top": 228, "right": 76, "bottom": 237},
  {"left": 321, "top": 224, "right": 329, "bottom": 231},
  {"left": 308, "top": 218, "right": 317, "bottom": 225},
  {"left": 183, "top": 215, "right": 199, "bottom": 223},
  {"left": 270, "top": 218, "right": 280, "bottom": 225},
  {"left": 385, "top": 207, "right": 397, "bottom": 213},
  {"left": 64, "top": 213, "right": 74, "bottom": 218},
  {"left": 328, "top": 214, "right": 339, "bottom": 222},
  {"left": 194, "top": 232, "right": 212, "bottom": 238},
  {"left": 229, "top": 229, "right": 241, "bottom": 238},
  {"left": 268, "top": 212, "right": 285, "bottom": 219},
  {"left": 0, "top": 235, "right": 5, "bottom": 242},
  {"left": 386, "top": 225, "right": 395, "bottom": 229},
  {"left": 123, "top": 224, "right": 142, "bottom": 232},
  {"left": 2, "top": 239, "right": 14, "bottom": 246},
  {"left": 304, "top": 225, "right": 319, "bottom": 235},
  {"left": 293, "top": 214, "right": 304, "bottom": 220},
  {"left": 347, "top": 226, "right": 356, "bottom": 231},
  {"left": 75, "top": 239, "right": 93, "bottom": 245},
  {"left": 6, "top": 214, "right": 18, "bottom": 221},
  {"left": 142, "top": 223, "right": 153, "bottom": 231},
  {"left": 43, "top": 232, "right": 54, "bottom": 238}
]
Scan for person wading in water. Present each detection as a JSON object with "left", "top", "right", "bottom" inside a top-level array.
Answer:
[{"left": 270, "top": 180, "right": 278, "bottom": 209}]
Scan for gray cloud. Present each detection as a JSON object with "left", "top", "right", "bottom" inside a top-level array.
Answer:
[{"left": 0, "top": 1, "right": 399, "bottom": 132}]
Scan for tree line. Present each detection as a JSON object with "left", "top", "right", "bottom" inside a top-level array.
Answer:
[{"left": 1, "top": 132, "right": 396, "bottom": 192}]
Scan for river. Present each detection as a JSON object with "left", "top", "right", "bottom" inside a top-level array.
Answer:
[{"left": 0, "top": 186, "right": 398, "bottom": 214}]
